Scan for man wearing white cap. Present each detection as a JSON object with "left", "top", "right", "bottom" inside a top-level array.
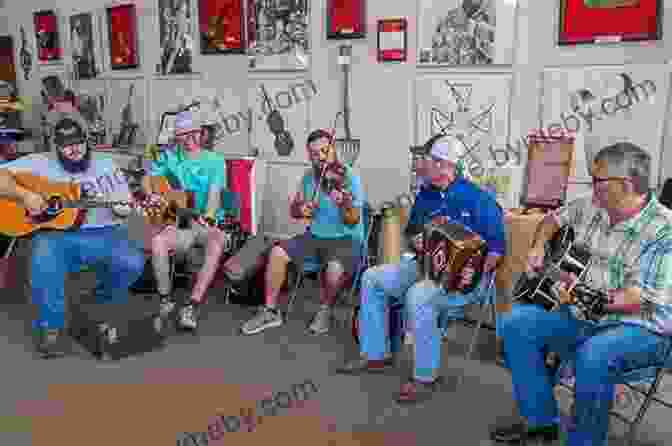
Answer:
[
  {"left": 336, "top": 135, "right": 506, "bottom": 404},
  {"left": 142, "top": 110, "right": 233, "bottom": 331}
]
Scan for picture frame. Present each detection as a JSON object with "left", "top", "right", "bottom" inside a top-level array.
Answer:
[
  {"left": 0, "top": 36, "right": 17, "bottom": 85},
  {"left": 247, "top": 0, "right": 310, "bottom": 71},
  {"left": 327, "top": 0, "right": 366, "bottom": 40},
  {"left": 377, "top": 18, "right": 407, "bottom": 63},
  {"left": 558, "top": 0, "right": 662, "bottom": 45},
  {"left": 69, "top": 13, "right": 98, "bottom": 79},
  {"left": 33, "top": 10, "right": 63, "bottom": 63},
  {"left": 158, "top": 0, "right": 195, "bottom": 74},
  {"left": 106, "top": 4, "right": 140, "bottom": 70},
  {"left": 198, "top": 0, "right": 245, "bottom": 55}
]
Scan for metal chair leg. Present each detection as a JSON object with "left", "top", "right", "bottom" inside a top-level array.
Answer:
[
  {"left": 626, "top": 368, "right": 666, "bottom": 445},
  {"left": 285, "top": 272, "right": 305, "bottom": 319}
]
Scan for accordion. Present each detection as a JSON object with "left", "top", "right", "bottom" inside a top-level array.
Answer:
[{"left": 418, "top": 221, "right": 487, "bottom": 293}]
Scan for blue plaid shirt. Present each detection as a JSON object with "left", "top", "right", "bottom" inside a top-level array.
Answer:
[{"left": 554, "top": 194, "right": 672, "bottom": 335}]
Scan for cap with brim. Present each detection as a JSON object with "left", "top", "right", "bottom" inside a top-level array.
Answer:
[
  {"left": 0, "top": 127, "right": 24, "bottom": 143},
  {"left": 430, "top": 135, "right": 465, "bottom": 164},
  {"left": 174, "top": 111, "right": 202, "bottom": 136},
  {"left": 53, "top": 119, "right": 86, "bottom": 147}
]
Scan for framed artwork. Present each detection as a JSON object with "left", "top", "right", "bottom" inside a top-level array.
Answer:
[
  {"left": 558, "top": 0, "right": 662, "bottom": 45},
  {"left": 33, "top": 10, "right": 63, "bottom": 63},
  {"left": 106, "top": 78, "right": 145, "bottom": 148},
  {"left": 69, "top": 13, "right": 98, "bottom": 79},
  {"left": 106, "top": 4, "right": 139, "bottom": 70},
  {"left": 247, "top": 0, "right": 310, "bottom": 70},
  {"left": 377, "top": 18, "right": 407, "bottom": 62},
  {"left": 327, "top": 0, "right": 366, "bottom": 40},
  {"left": 159, "top": 0, "right": 195, "bottom": 74},
  {"left": 0, "top": 36, "right": 17, "bottom": 85},
  {"left": 199, "top": 0, "right": 245, "bottom": 55},
  {"left": 417, "top": 0, "right": 516, "bottom": 66}
]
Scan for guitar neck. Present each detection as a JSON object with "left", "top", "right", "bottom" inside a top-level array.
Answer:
[{"left": 63, "top": 199, "right": 131, "bottom": 209}]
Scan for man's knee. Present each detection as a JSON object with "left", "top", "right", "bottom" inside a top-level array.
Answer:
[
  {"left": 269, "top": 244, "right": 290, "bottom": 264},
  {"left": 151, "top": 231, "right": 171, "bottom": 255},
  {"left": 406, "top": 280, "right": 439, "bottom": 307},
  {"left": 122, "top": 249, "right": 146, "bottom": 275},
  {"left": 324, "top": 260, "right": 345, "bottom": 284}
]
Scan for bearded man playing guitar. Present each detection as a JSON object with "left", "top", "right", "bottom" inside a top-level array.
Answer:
[
  {"left": 0, "top": 118, "right": 145, "bottom": 358},
  {"left": 142, "top": 110, "right": 231, "bottom": 331},
  {"left": 489, "top": 142, "right": 672, "bottom": 446},
  {"left": 239, "top": 129, "right": 365, "bottom": 336},
  {"left": 336, "top": 135, "right": 506, "bottom": 404}
]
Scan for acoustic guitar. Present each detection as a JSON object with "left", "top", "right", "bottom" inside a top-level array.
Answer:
[
  {"left": 0, "top": 172, "right": 162, "bottom": 237},
  {"left": 145, "top": 175, "right": 194, "bottom": 226}
]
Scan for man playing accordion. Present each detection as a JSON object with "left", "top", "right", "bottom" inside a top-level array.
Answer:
[
  {"left": 490, "top": 142, "right": 672, "bottom": 445},
  {"left": 336, "top": 135, "right": 506, "bottom": 404}
]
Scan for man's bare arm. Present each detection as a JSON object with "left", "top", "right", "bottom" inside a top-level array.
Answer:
[
  {"left": 0, "top": 169, "right": 33, "bottom": 203},
  {"left": 531, "top": 214, "right": 561, "bottom": 250}
]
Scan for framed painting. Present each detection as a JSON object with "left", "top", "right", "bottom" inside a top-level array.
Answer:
[
  {"left": 106, "top": 4, "right": 140, "bottom": 69},
  {"left": 199, "top": 0, "right": 245, "bottom": 55},
  {"left": 158, "top": 0, "right": 195, "bottom": 74},
  {"left": 247, "top": 0, "right": 310, "bottom": 70},
  {"left": 0, "top": 36, "right": 17, "bottom": 85},
  {"left": 33, "top": 10, "right": 63, "bottom": 63},
  {"left": 558, "top": 0, "right": 662, "bottom": 45},
  {"left": 327, "top": 0, "right": 366, "bottom": 40},
  {"left": 69, "top": 13, "right": 98, "bottom": 79}
]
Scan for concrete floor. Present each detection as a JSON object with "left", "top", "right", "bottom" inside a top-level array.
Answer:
[{"left": 0, "top": 272, "right": 671, "bottom": 446}]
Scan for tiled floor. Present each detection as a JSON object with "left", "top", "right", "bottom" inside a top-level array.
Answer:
[{"left": 0, "top": 274, "right": 671, "bottom": 446}]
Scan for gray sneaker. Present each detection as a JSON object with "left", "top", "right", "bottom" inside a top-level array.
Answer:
[
  {"left": 177, "top": 303, "right": 199, "bottom": 331},
  {"left": 241, "top": 306, "right": 283, "bottom": 335},
  {"left": 159, "top": 296, "right": 176, "bottom": 318},
  {"left": 308, "top": 306, "right": 332, "bottom": 334}
]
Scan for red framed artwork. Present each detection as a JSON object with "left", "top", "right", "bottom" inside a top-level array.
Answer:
[
  {"left": 559, "top": 0, "right": 662, "bottom": 45},
  {"left": 106, "top": 4, "right": 139, "bottom": 69},
  {"left": 327, "top": 0, "right": 366, "bottom": 40},
  {"left": 33, "top": 10, "right": 63, "bottom": 62},
  {"left": 199, "top": 0, "right": 245, "bottom": 54},
  {"left": 377, "top": 18, "right": 407, "bottom": 63}
]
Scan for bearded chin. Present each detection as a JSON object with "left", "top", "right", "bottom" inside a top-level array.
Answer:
[{"left": 58, "top": 148, "right": 92, "bottom": 173}]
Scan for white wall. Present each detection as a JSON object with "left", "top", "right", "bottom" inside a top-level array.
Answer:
[{"left": 1, "top": 0, "right": 671, "bottom": 237}]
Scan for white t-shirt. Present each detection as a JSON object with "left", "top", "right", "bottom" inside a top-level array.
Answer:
[{"left": 2, "top": 153, "right": 132, "bottom": 228}]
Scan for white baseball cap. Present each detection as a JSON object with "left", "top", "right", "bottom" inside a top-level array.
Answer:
[
  {"left": 174, "top": 110, "right": 202, "bottom": 135},
  {"left": 430, "top": 135, "right": 465, "bottom": 164}
]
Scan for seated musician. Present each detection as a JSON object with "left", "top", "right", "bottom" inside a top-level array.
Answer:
[
  {"left": 0, "top": 126, "right": 22, "bottom": 163},
  {"left": 336, "top": 135, "right": 505, "bottom": 404},
  {"left": 490, "top": 142, "right": 672, "bottom": 445},
  {"left": 239, "top": 129, "right": 364, "bottom": 336},
  {"left": 141, "top": 110, "right": 232, "bottom": 331},
  {"left": 0, "top": 118, "right": 145, "bottom": 358}
]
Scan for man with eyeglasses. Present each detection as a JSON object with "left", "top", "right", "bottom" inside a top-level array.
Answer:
[
  {"left": 490, "top": 142, "right": 672, "bottom": 445},
  {"left": 336, "top": 135, "right": 505, "bottom": 404},
  {"left": 142, "top": 110, "right": 232, "bottom": 331}
]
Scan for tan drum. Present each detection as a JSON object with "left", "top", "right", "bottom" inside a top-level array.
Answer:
[{"left": 379, "top": 202, "right": 401, "bottom": 264}]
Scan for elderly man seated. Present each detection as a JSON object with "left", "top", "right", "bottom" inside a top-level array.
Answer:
[{"left": 336, "top": 135, "right": 506, "bottom": 404}]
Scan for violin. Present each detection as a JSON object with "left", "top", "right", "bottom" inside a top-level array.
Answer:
[
  {"left": 20, "top": 27, "right": 32, "bottom": 81},
  {"left": 259, "top": 83, "right": 294, "bottom": 156}
]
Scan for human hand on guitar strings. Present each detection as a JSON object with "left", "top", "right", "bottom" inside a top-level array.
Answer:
[
  {"left": 22, "top": 190, "right": 48, "bottom": 216},
  {"left": 526, "top": 244, "right": 546, "bottom": 275},
  {"left": 606, "top": 288, "right": 641, "bottom": 314},
  {"left": 483, "top": 252, "right": 502, "bottom": 273},
  {"left": 459, "top": 259, "right": 476, "bottom": 289}
]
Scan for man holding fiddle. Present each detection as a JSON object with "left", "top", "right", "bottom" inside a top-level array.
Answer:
[
  {"left": 490, "top": 142, "right": 672, "bottom": 445},
  {"left": 336, "top": 135, "right": 506, "bottom": 404},
  {"left": 239, "top": 129, "right": 365, "bottom": 336},
  {"left": 142, "top": 110, "right": 232, "bottom": 331}
]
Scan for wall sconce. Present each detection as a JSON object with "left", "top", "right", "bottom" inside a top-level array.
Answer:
[{"left": 377, "top": 18, "right": 407, "bottom": 63}]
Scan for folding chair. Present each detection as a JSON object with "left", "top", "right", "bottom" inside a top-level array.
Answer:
[
  {"left": 285, "top": 201, "right": 373, "bottom": 320},
  {"left": 554, "top": 339, "right": 672, "bottom": 446}
]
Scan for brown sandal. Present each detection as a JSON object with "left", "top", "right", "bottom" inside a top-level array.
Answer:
[{"left": 395, "top": 377, "right": 443, "bottom": 405}]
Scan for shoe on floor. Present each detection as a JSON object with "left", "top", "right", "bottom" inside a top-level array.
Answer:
[
  {"left": 489, "top": 421, "right": 559, "bottom": 443},
  {"left": 241, "top": 306, "right": 283, "bottom": 335},
  {"left": 36, "top": 328, "right": 70, "bottom": 359},
  {"left": 177, "top": 303, "right": 199, "bottom": 331},
  {"left": 394, "top": 377, "right": 443, "bottom": 405},
  {"left": 308, "top": 305, "right": 332, "bottom": 335},
  {"left": 335, "top": 357, "right": 396, "bottom": 375}
]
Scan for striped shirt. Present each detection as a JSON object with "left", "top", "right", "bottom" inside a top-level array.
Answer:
[{"left": 553, "top": 194, "right": 672, "bottom": 335}]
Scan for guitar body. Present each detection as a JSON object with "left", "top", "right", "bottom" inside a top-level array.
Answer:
[
  {"left": 146, "top": 176, "right": 193, "bottom": 226},
  {"left": 0, "top": 172, "right": 83, "bottom": 237}
]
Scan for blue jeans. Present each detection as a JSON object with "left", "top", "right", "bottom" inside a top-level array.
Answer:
[
  {"left": 501, "top": 303, "right": 672, "bottom": 446},
  {"left": 31, "top": 225, "right": 145, "bottom": 329},
  {"left": 359, "top": 257, "right": 496, "bottom": 381}
]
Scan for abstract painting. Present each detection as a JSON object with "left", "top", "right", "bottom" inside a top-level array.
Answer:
[{"left": 33, "top": 10, "right": 63, "bottom": 63}]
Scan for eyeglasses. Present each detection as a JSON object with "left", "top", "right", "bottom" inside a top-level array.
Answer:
[
  {"left": 175, "top": 132, "right": 199, "bottom": 143},
  {"left": 592, "top": 176, "right": 630, "bottom": 186}
]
